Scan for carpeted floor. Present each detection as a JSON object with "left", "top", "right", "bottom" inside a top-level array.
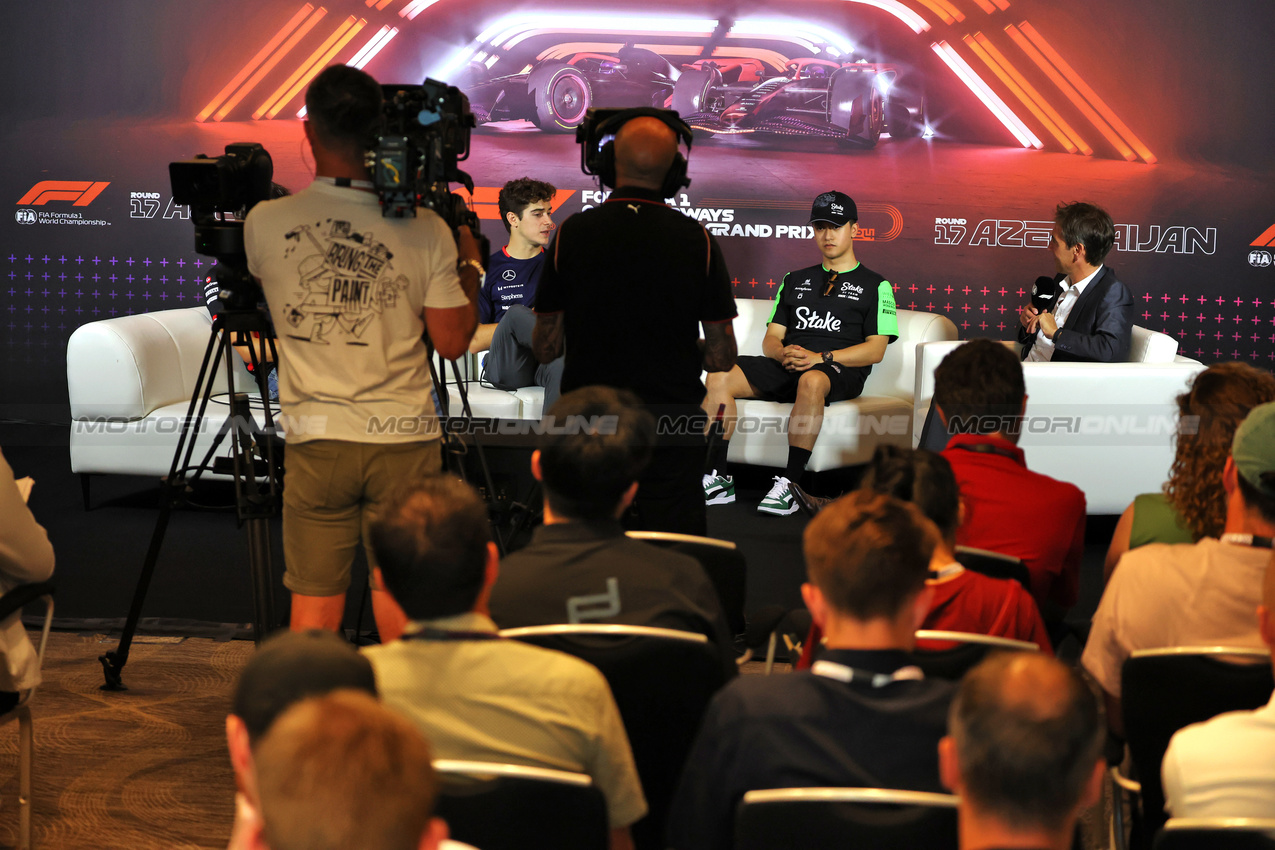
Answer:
[{"left": 0, "top": 632, "right": 247, "bottom": 850}]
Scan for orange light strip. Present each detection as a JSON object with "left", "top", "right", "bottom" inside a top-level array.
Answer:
[
  {"left": 963, "top": 34, "right": 1075, "bottom": 153},
  {"left": 936, "top": 0, "right": 968, "bottom": 21},
  {"left": 255, "top": 15, "right": 356, "bottom": 119},
  {"left": 375, "top": 0, "right": 394, "bottom": 8},
  {"left": 912, "top": 0, "right": 959, "bottom": 25},
  {"left": 264, "top": 17, "right": 366, "bottom": 119},
  {"left": 970, "top": 0, "right": 997, "bottom": 13},
  {"left": 991, "top": 0, "right": 1011, "bottom": 9},
  {"left": 971, "top": 32, "right": 1091, "bottom": 155},
  {"left": 1016, "top": 22, "right": 1156, "bottom": 164},
  {"left": 200, "top": 4, "right": 317, "bottom": 122},
  {"left": 1005, "top": 23, "right": 1136, "bottom": 161},
  {"left": 364, "top": 0, "right": 376, "bottom": 5}
]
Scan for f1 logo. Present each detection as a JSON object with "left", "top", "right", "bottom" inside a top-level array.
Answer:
[{"left": 17, "top": 181, "right": 110, "bottom": 207}]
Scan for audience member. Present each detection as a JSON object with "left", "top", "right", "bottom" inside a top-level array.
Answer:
[
  {"left": 1162, "top": 550, "right": 1275, "bottom": 818},
  {"left": 1104, "top": 362, "right": 1275, "bottom": 581},
  {"left": 860, "top": 446, "right": 1052, "bottom": 653},
  {"left": 488, "top": 386, "right": 736, "bottom": 677},
  {"left": 1084, "top": 400, "right": 1275, "bottom": 734},
  {"left": 941, "top": 653, "right": 1105, "bottom": 850},
  {"left": 933, "top": 339, "right": 1086, "bottom": 615},
  {"left": 225, "top": 629, "right": 378, "bottom": 850},
  {"left": 363, "top": 475, "right": 647, "bottom": 850},
  {"left": 0, "top": 448, "right": 55, "bottom": 709},
  {"left": 667, "top": 491, "right": 955, "bottom": 850},
  {"left": 249, "top": 689, "right": 470, "bottom": 850}
]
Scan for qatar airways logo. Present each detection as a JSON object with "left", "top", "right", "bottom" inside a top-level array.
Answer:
[{"left": 794, "top": 306, "right": 841, "bottom": 332}]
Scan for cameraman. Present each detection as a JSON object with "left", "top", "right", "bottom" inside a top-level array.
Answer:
[{"left": 245, "top": 64, "right": 482, "bottom": 633}]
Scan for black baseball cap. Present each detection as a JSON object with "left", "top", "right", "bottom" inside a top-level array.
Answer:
[
  {"left": 232, "top": 629, "right": 378, "bottom": 743},
  {"left": 810, "top": 191, "right": 857, "bottom": 226}
]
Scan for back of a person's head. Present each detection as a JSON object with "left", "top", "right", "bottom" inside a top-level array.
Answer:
[
  {"left": 538, "top": 386, "right": 655, "bottom": 521},
  {"left": 950, "top": 653, "right": 1103, "bottom": 832},
  {"left": 304, "top": 64, "right": 382, "bottom": 157},
  {"left": 933, "top": 339, "right": 1025, "bottom": 434},
  {"left": 1169, "top": 362, "right": 1275, "bottom": 538},
  {"left": 369, "top": 475, "right": 491, "bottom": 621},
  {"left": 803, "top": 490, "right": 935, "bottom": 621},
  {"left": 253, "top": 690, "right": 439, "bottom": 850},
  {"left": 859, "top": 445, "right": 960, "bottom": 542},
  {"left": 1232, "top": 401, "right": 1275, "bottom": 525},
  {"left": 232, "top": 629, "right": 378, "bottom": 746}
]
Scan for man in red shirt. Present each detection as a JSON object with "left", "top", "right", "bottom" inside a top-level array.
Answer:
[{"left": 932, "top": 339, "right": 1086, "bottom": 616}]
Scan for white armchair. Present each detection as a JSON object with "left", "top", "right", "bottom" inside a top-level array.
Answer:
[{"left": 66, "top": 307, "right": 272, "bottom": 505}]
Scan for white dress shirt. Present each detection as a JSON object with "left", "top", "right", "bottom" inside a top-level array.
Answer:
[{"left": 1027, "top": 265, "right": 1103, "bottom": 362}]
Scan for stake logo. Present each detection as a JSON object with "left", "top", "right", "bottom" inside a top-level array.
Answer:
[{"left": 17, "top": 180, "right": 110, "bottom": 207}]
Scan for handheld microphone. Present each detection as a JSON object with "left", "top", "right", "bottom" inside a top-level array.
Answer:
[{"left": 1030, "top": 275, "right": 1061, "bottom": 313}]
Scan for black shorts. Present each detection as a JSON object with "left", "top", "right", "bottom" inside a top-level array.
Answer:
[{"left": 736, "top": 355, "right": 868, "bottom": 405}]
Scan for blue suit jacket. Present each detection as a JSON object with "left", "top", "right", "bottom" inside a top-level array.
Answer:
[{"left": 1018, "top": 266, "right": 1134, "bottom": 362}]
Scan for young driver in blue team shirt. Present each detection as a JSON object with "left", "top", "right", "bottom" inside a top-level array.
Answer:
[{"left": 471, "top": 178, "right": 563, "bottom": 409}]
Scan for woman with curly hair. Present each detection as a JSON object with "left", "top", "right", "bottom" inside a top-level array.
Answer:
[{"left": 1103, "top": 362, "right": 1275, "bottom": 582}]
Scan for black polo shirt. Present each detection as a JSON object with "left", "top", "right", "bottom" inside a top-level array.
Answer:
[
  {"left": 667, "top": 648, "right": 955, "bottom": 850},
  {"left": 487, "top": 520, "right": 737, "bottom": 680},
  {"left": 533, "top": 186, "right": 737, "bottom": 406},
  {"left": 769, "top": 261, "right": 899, "bottom": 353}
]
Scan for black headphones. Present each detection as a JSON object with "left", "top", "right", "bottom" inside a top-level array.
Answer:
[{"left": 587, "top": 107, "right": 694, "bottom": 198}]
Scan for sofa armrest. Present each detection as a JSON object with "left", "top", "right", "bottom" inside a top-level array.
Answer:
[{"left": 67, "top": 308, "right": 245, "bottom": 420}]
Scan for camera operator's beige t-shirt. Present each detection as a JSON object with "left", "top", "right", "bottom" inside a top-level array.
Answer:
[{"left": 245, "top": 180, "right": 468, "bottom": 444}]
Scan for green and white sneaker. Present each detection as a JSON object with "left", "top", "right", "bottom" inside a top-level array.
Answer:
[
  {"left": 703, "top": 469, "right": 736, "bottom": 505},
  {"left": 758, "top": 476, "right": 799, "bottom": 516}
]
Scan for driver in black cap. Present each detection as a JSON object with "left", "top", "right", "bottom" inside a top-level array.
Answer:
[{"left": 702, "top": 191, "right": 899, "bottom": 515}]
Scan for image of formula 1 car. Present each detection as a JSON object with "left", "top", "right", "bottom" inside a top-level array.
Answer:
[
  {"left": 462, "top": 45, "right": 675, "bottom": 132},
  {"left": 670, "top": 57, "right": 923, "bottom": 147}
]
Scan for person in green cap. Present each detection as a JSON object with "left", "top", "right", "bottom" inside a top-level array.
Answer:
[{"left": 1083, "top": 400, "right": 1275, "bottom": 734}]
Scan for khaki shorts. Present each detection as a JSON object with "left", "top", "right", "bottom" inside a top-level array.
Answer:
[{"left": 282, "top": 439, "right": 442, "bottom": 596}]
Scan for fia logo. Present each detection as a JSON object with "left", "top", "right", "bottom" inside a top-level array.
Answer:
[
  {"left": 14, "top": 209, "right": 35, "bottom": 225},
  {"left": 1249, "top": 250, "right": 1272, "bottom": 269}
]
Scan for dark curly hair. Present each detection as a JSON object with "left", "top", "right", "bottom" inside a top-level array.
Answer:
[
  {"left": 1166, "top": 362, "right": 1275, "bottom": 539},
  {"left": 497, "top": 177, "right": 556, "bottom": 233}
]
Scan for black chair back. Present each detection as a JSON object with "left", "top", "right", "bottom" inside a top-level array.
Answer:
[
  {"left": 1154, "top": 819, "right": 1275, "bottom": 850},
  {"left": 734, "top": 787, "right": 959, "bottom": 850},
  {"left": 1123, "top": 649, "right": 1274, "bottom": 841},
  {"left": 433, "top": 760, "right": 609, "bottom": 850},
  {"left": 954, "top": 545, "right": 1031, "bottom": 591},
  {"left": 625, "top": 531, "right": 747, "bottom": 636},
  {"left": 501, "top": 624, "right": 729, "bottom": 850},
  {"left": 912, "top": 630, "right": 1039, "bottom": 680}
]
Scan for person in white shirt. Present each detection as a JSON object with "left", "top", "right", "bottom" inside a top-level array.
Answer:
[
  {"left": 1162, "top": 523, "right": 1275, "bottom": 817},
  {"left": 243, "top": 64, "right": 482, "bottom": 633},
  {"left": 1017, "top": 202, "right": 1133, "bottom": 363}
]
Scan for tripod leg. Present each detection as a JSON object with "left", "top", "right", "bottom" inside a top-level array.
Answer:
[
  {"left": 99, "top": 478, "right": 178, "bottom": 690},
  {"left": 245, "top": 518, "right": 276, "bottom": 645}
]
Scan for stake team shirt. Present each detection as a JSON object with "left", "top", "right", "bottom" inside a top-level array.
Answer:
[
  {"left": 244, "top": 180, "right": 470, "bottom": 444},
  {"left": 769, "top": 262, "right": 899, "bottom": 354},
  {"left": 479, "top": 248, "right": 546, "bottom": 324}
]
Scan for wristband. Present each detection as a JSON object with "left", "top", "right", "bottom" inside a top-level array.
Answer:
[{"left": 458, "top": 257, "right": 485, "bottom": 288}]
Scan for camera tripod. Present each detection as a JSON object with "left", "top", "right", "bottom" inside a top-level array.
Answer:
[{"left": 100, "top": 307, "right": 281, "bottom": 691}]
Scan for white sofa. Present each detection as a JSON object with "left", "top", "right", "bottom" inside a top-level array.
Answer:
[
  {"left": 725, "top": 298, "right": 959, "bottom": 471},
  {"left": 913, "top": 327, "right": 1206, "bottom": 514},
  {"left": 67, "top": 307, "right": 270, "bottom": 486}
]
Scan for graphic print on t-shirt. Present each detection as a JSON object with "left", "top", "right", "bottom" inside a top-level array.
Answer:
[{"left": 279, "top": 218, "right": 409, "bottom": 346}]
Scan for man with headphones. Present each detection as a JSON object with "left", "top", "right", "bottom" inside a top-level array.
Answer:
[{"left": 531, "top": 109, "right": 737, "bottom": 536}]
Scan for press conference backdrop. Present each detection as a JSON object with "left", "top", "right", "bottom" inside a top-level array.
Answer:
[{"left": 2, "top": 0, "right": 1272, "bottom": 421}]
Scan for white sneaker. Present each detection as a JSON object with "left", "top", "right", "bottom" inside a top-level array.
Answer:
[
  {"left": 757, "top": 476, "right": 799, "bottom": 516},
  {"left": 703, "top": 469, "right": 736, "bottom": 505}
]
